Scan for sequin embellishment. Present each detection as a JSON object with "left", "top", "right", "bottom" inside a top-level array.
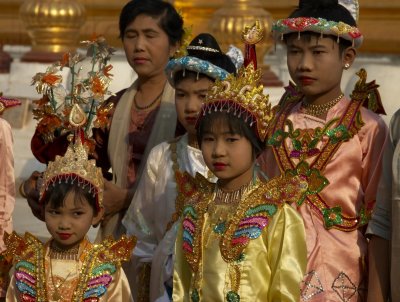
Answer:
[
  {"left": 331, "top": 272, "right": 358, "bottom": 302},
  {"left": 301, "top": 270, "right": 324, "bottom": 301}
]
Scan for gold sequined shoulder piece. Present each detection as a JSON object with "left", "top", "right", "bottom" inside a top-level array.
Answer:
[
  {"left": 93, "top": 235, "right": 136, "bottom": 266},
  {"left": 176, "top": 171, "right": 214, "bottom": 205},
  {"left": 4, "top": 232, "right": 44, "bottom": 261},
  {"left": 261, "top": 174, "right": 309, "bottom": 205}
]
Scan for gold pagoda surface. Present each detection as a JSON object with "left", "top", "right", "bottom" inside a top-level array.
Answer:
[{"left": 0, "top": 0, "right": 399, "bottom": 54}]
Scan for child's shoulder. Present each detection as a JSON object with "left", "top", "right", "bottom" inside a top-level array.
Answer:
[{"left": 358, "top": 106, "right": 388, "bottom": 139}]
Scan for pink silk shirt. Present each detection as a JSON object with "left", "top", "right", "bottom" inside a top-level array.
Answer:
[
  {"left": 258, "top": 98, "right": 388, "bottom": 302},
  {"left": 0, "top": 118, "right": 15, "bottom": 252}
]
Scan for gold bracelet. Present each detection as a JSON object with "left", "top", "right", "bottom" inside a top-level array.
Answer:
[{"left": 19, "top": 181, "right": 27, "bottom": 198}]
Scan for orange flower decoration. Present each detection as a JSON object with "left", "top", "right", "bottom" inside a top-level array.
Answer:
[
  {"left": 41, "top": 73, "right": 62, "bottom": 86},
  {"left": 103, "top": 65, "right": 113, "bottom": 78},
  {"left": 60, "top": 53, "right": 70, "bottom": 68},
  {"left": 91, "top": 76, "right": 106, "bottom": 96}
]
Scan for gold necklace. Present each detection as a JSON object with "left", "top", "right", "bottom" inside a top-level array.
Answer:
[
  {"left": 302, "top": 93, "right": 344, "bottom": 117},
  {"left": 133, "top": 89, "right": 164, "bottom": 111},
  {"left": 49, "top": 244, "right": 79, "bottom": 261},
  {"left": 214, "top": 180, "right": 256, "bottom": 205},
  {"left": 49, "top": 254, "right": 78, "bottom": 301}
]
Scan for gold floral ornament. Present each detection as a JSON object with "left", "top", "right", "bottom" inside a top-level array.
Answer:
[
  {"left": 200, "top": 63, "right": 275, "bottom": 142},
  {"left": 242, "top": 20, "right": 264, "bottom": 45},
  {"left": 31, "top": 35, "right": 115, "bottom": 144}
]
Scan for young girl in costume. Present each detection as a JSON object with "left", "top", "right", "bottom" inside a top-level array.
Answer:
[
  {"left": 4, "top": 135, "right": 135, "bottom": 302},
  {"left": 259, "top": 0, "right": 388, "bottom": 301},
  {"left": 0, "top": 96, "right": 21, "bottom": 300},
  {"left": 172, "top": 24, "right": 308, "bottom": 302},
  {"left": 122, "top": 33, "right": 238, "bottom": 301}
]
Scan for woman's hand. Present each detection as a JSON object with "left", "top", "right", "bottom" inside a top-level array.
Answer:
[
  {"left": 101, "top": 180, "right": 134, "bottom": 226},
  {"left": 23, "top": 171, "right": 44, "bottom": 221}
]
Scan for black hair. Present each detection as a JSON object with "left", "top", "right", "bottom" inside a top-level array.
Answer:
[
  {"left": 289, "top": 0, "right": 356, "bottom": 26},
  {"left": 284, "top": 0, "right": 355, "bottom": 54},
  {"left": 119, "top": 0, "right": 184, "bottom": 45},
  {"left": 174, "top": 70, "right": 214, "bottom": 86},
  {"left": 172, "top": 33, "right": 237, "bottom": 86},
  {"left": 41, "top": 181, "right": 99, "bottom": 215},
  {"left": 197, "top": 111, "right": 265, "bottom": 158}
]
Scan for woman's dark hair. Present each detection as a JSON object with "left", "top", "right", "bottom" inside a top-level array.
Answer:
[
  {"left": 173, "top": 33, "right": 237, "bottom": 86},
  {"left": 197, "top": 111, "right": 265, "bottom": 158},
  {"left": 119, "top": 0, "right": 184, "bottom": 45},
  {"left": 41, "top": 181, "right": 99, "bottom": 215}
]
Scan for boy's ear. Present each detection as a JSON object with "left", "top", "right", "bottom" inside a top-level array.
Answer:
[
  {"left": 92, "top": 207, "right": 105, "bottom": 227},
  {"left": 342, "top": 46, "right": 357, "bottom": 69}
]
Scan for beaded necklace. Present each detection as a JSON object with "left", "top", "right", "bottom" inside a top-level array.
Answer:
[
  {"left": 302, "top": 93, "right": 344, "bottom": 117},
  {"left": 133, "top": 89, "right": 164, "bottom": 111}
]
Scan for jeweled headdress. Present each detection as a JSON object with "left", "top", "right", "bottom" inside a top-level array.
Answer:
[
  {"left": 165, "top": 33, "right": 239, "bottom": 87},
  {"left": 197, "top": 22, "right": 275, "bottom": 142},
  {"left": 40, "top": 133, "right": 104, "bottom": 209},
  {"left": 272, "top": 0, "right": 363, "bottom": 48}
]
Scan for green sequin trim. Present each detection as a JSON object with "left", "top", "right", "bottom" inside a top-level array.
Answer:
[
  {"left": 213, "top": 222, "right": 226, "bottom": 234},
  {"left": 183, "top": 205, "right": 198, "bottom": 219},
  {"left": 92, "top": 263, "right": 116, "bottom": 275},
  {"left": 191, "top": 289, "right": 199, "bottom": 302},
  {"left": 285, "top": 161, "right": 329, "bottom": 205},
  {"left": 267, "top": 129, "right": 287, "bottom": 147},
  {"left": 226, "top": 291, "right": 240, "bottom": 302},
  {"left": 246, "top": 204, "right": 277, "bottom": 217},
  {"left": 322, "top": 206, "right": 343, "bottom": 229},
  {"left": 326, "top": 124, "right": 351, "bottom": 144},
  {"left": 236, "top": 253, "right": 246, "bottom": 263},
  {"left": 16, "top": 260, "right": 35, "bottom": 273}
]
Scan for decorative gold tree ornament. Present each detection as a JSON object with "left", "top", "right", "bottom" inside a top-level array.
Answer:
[
  {"left": 209, "top": 0, "right": 282, "bottom": 86},
  {"left": 19, "top": 0, "right": 86, "bottom": 62}
]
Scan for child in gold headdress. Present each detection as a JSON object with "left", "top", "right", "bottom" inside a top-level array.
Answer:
[
  {"left": 172, "top": 24, "right": 308, "bottom": 302},
  {"left": 4, "top": 134, "right": 135, "bottom": 302}
]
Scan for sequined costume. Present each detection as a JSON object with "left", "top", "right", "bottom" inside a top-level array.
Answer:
[
  {"left": 259, "top": 92, "right": 388, "bottom": 301},
  {"left": 173, "top": 173, "right": 308, "bottom": 302},
  {"left": 5, "top": 233, "right": 135, "bottom": 302}
]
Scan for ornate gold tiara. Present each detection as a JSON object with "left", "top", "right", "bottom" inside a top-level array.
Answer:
[
  {"left": 40, "top": 136, "right": 104, "bottom": 209},
  {"left": 199, "top": 63, "right": 275, "bottom": 142}
]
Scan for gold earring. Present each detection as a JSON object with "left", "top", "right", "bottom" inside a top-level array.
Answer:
[{"left": 344, "top": 63, "right": 350, "bottom": 70}]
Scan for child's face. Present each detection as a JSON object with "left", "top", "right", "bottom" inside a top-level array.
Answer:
[
  {"left": 201, "top": 121, "right": 254, "bottom": 189},
  {"left": 175, "top": 76, "right": 213, "bottom": 136},
  {"left": 45, "top": 191, "right": 103, "bottom": 250},
  {"left": 286, "top": 34, "right": 353, "bottom": 99}
]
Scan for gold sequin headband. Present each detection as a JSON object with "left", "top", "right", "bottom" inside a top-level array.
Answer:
[{"left": 40, "top": 134, "right": 104, "bottom": 209}]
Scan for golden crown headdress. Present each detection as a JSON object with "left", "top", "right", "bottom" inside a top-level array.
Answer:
[
  {"left": 40, "top": 133, "right": 104, "bottom": 209},
  {"left": 197, "top": 21, "right": 275, "bottom": 142}
]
